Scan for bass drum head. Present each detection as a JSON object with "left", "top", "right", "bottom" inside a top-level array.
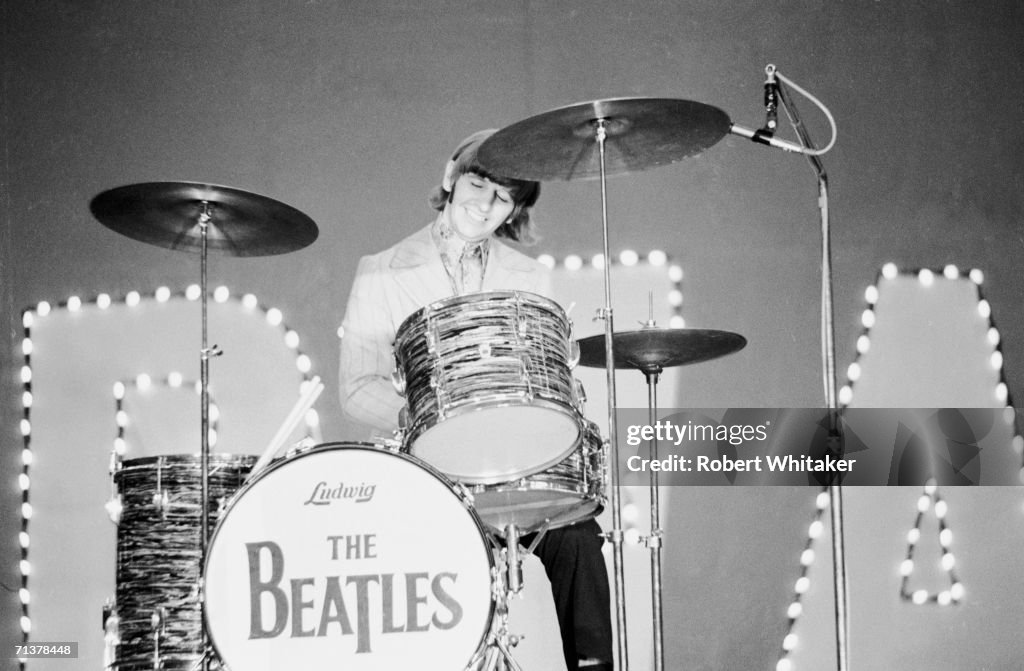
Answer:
[{"left": 204, "top": 443, "right": 494, "bottom": 670}]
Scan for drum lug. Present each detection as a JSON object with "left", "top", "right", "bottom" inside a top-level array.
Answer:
[
  {"left": 108, "top": 448, "right": 123, "bottom": 475},
  {"left": 573, "top": 378, "right": 587, "bottom": 414},
  {"left": 105, "top": 494, "right": 123, "bottom": 525},
  {"left": 601, "top": 436, "right": 610, "bottom": 485},
  {"left": 390, "top": 366, "right": 407, "bottom": 395},
  {"left": 426, "top": 312, "right": 440, "bottom": 355},
  {"left": 150, "top": 607, "right": 167, "bottom": 670},
  {"left": 391, "top": 347, "right": 407, "bottom": 395},
  {"left": 102, "top": 598, "right": 119, "bottom": 669},
  {"left": 285, "top": 436, "right": 317, "bottom": 459},
  {"left": 513, "top": 294, "right": 528, "bottom": 342},
  {"left": 152, "top": 490, "right": 170, "bottom": 517},
  {"left": 517, "top": 354, "right": 535, "bottom": 400},
  {"left": 568, "top": 336, "right": 581, "bottom": 368},
  {"left": 431, "top": 369, "right": 451, "bottom": 420},
  {"left": 102, "top": 597, "right": 118, "bottom": 634},
  {"left": 455, "top": 481, "right": 476, "bottom": 507},
  {"left": 489, "top": 565, "right": 503, "bottom": 602},
  {"left": 378, "top": 433, "right": 404, "bottom": 452}
]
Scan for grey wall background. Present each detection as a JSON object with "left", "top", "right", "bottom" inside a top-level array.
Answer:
[{"left": 3, "top": 1, "right": 1023, "bottom": 669}]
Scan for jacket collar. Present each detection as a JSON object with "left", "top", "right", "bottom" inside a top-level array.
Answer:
[
  {"left": 388, "top": 223, "right": 538, "bottom": 304},
  {"left": 390, "top": 223, "right": 537, "bottom": 275}
]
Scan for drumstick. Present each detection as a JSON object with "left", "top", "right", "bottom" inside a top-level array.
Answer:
[{"left": 248, "top": 376, "right": 324, "bottom": 479}]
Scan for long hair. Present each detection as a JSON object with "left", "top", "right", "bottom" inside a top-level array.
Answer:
[{"left": 427, "top": 129, "right": 541, "bottom": 244}]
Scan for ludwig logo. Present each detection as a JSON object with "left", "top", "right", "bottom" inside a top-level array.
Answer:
[{"left": 304, "top": 481, "right": 376, "bottom": 505}]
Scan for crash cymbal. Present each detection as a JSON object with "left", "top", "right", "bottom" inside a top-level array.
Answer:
[
  {"left": 477, "top": 97, "right": 730, "bottom": 181},
  {"left": 90, "top": 182, "right": 318, "bottom": 256},
  {"left": 577, "top": 327, "right": 746, "bottom": 372}
]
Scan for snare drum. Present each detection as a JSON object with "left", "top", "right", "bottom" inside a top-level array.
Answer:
[
  {"left": 204, "top": 443, "right": 495, "bottom": 671},
  {"left": 394, "top": 291, "right": 583, "bottom": 484},
  {"left": 471, "top": 422, "right": 606, "bottom": 535},
  {"left": 108, "top": 454, "right": 254, "bottom": 670}
]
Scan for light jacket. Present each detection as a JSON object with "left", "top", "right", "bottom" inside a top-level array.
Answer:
[{"left": 338, "top": 223, "right": 551, "bottom": 432}]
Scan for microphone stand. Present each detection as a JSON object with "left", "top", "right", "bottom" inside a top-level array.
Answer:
[
  {"left": 730, "top": 65, "right": 849, "bottom": 671},
  {"left": 774, "top": 72, "right": 850, "bottom": 671}
]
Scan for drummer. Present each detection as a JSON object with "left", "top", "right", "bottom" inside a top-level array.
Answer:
[{"left": 338, "top": 129, "right": 614, "bottom": 671}]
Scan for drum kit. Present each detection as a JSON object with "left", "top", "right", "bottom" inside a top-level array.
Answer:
[{"left": 90, "top": 80, "right": 837, "bottom": 671}]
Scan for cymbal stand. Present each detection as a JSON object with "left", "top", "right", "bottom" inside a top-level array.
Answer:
[
  {"left": 775, "top": 68, "right": 849, "bottom": 671},
  {"left": 636, "top": 317, "right": 665, "bottom": 671},
  {"left": 196, "top": 203, "right": 221, "bottom": 671},
  {"left": 475, "top": 526, "right": 528, "bottom": 671},
  {"left": 591, "top": 118, "right": 630, "bottom": 671}
]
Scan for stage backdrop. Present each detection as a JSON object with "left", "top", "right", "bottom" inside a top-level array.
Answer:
[
  {"left": 4, "top": 2, "right": 1024, "bottom": 670},
  {"left": 21, "top": 294, "right": 313, "bottom": 668}
]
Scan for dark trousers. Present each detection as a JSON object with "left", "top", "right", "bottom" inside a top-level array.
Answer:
[{"left": 521, "top": 518, "right": 614, "bottom": 670}]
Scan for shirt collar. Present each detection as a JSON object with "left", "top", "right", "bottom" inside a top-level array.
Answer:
[{"left": 431, "top": 215, "right": 491, "bottom": 292}]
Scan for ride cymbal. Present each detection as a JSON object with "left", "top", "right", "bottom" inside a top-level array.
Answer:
[
  {"left": 89, "top": 181, "right": 318, "bottom": 257},
  {"left": 477, "top": 97, "right": 730, "bottom": 181}
]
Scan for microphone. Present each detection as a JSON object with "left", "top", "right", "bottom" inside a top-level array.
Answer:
[
  {"left": 729, "top": 123, "right": 805, "bottom": 154},
  {"left": 729, "top": 63, "right": 807, "bottom": 153},
  {"left": 763, "top": 63, "right": 779, "bottom": 134}
]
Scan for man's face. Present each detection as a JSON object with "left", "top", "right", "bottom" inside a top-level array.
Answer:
[{"left": 442, "top": 171, "right": 516, "bottom": 242}]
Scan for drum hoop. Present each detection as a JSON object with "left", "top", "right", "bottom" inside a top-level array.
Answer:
[
  {"left": 406, "top": 400, "right": 585, "bottom": 483},
  {"left": 204, "top": 441, "right": 496, "bottom": 567},
  {"left": 395, "top": 289, "right": 569, "bottom": 345},
  {"left": 416, "top": 392, "right": 582, "bottom": 423},
  {"left": 470, "top": 425, "right": 606, "bottom": 498},
  {"left": 202, "top": 441, "right": 497, "bottom": 668},
  {"left": 472, "top": 477, "right": 597, "bottom": 496},
  {"left": 115, "top": 452, "right": 256, "bottom": 469}
]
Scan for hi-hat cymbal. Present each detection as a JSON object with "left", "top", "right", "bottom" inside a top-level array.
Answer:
[
  {"left": 477, "top": 97, "right": 730, "bottom": 181},
  {"left": 577, "top": 327, "right": 746, "bottom": 373},
  {"left": 90, "top": 182, "right": 318, "bottom": 257}
]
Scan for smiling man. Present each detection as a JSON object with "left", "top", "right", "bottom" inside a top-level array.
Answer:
[{"left": 338, "top": 129, "right": 614, "bottom": 670}]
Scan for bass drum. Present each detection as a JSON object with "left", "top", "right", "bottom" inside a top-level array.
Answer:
[{"left": 204, "top": 443, "right": 495, "bottom": 671}]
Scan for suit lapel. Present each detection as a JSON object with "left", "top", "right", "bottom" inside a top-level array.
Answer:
[
  {"left": 388, "top": 225, "right": 546, "bottom": 308},
  {"left": 485, "top": 240, "right": 547, "bottom": 294},
  {"left": 390, "top": 225, "right": 453, "bottom": 307}
]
